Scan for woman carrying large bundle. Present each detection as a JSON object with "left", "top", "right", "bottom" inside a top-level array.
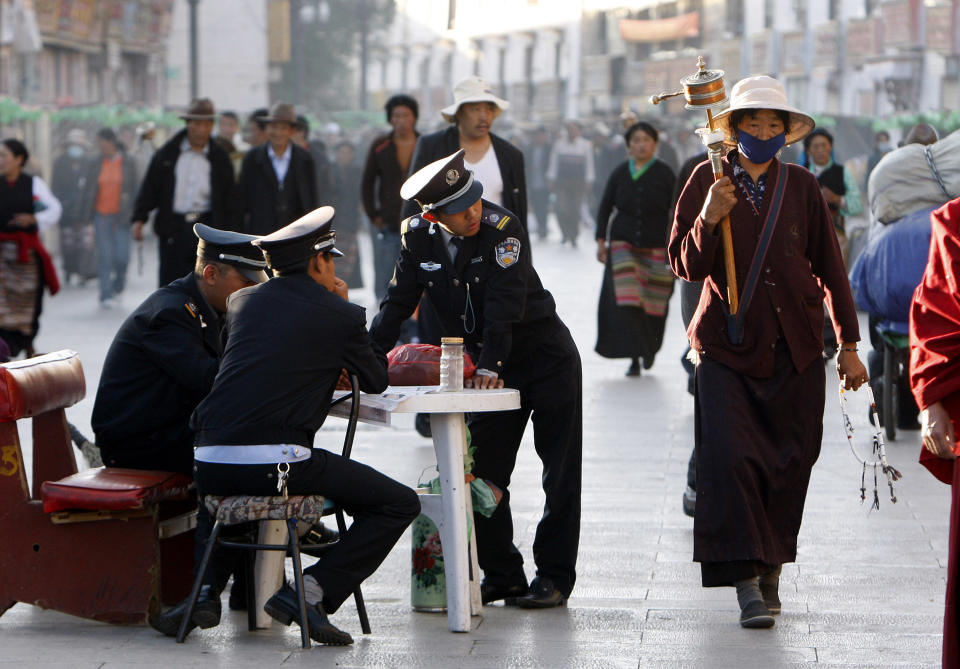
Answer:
[
  {"left": 595, "top": 121, "right": 676, "bottom": 376},
  {"left": 0, "top": 139, "right": 61, "bottom": 357},
  {"left": 668, "top": 76, "right": 868, "bottom": 628}
]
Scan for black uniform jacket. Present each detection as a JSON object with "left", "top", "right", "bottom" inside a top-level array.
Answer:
[
  {"left": 191, "top": 274, "right": 388, "bottom": 448},
  {"left": 92, "top": 274, "right": 221, "bottom": 458},
  {"left": 400, "top": 126, "right": 529, "bottom": 244},
  {"left": 131, "top": 129, "right": 237, "bottom": 238},
  {"left": 371, "top": 201, "right": 556, "bottom": 375}
]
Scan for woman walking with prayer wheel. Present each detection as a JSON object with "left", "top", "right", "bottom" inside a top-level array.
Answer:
[
  {"left": 668, "top": 76, "right": 868, "bottom": 628},
  {"left": 0, "top": 139, "right": 61, "bottom": 357},
  {"left": 595, "top": 121, "right": 676, "bottom": 376}
]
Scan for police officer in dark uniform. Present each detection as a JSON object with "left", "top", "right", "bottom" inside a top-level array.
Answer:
[
  {"left": 370, "top": 150, "right": 583, "bottom": 609},
  {"left": 92, "top": 223, "right": 268, "bottom": 474},
  {"left": 92, "top": 224, "right": 269, "bottom": 637},
  {"left": 190, "top": 208, "right": 420, "bottom": 645}
]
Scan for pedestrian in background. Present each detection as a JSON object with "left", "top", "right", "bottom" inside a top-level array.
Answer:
[
  {"left": 403, "top": 77, "right": 528, "bottom": 245},
  {"left": 132, "top": 98, "right": 237, "bottom": 286},
  {"left": 293, "top": 115, "right": 334, "bottom": 206},
  {"left": 865, "top": 130, "right": 891, "bottom": 186},
  {"left": 331, "top": 140, "right": 363, "bottom": 288},
  {"left": 52, "top": 128, "right": 97, "bottom": 284},
  {"left": 237, "top": 102, "right": 317, "bottom": 236},
  {"left": 215, "top": 111, "right": 245, "bottom": 175},
  {"left": 361, "top": 93, "right": 419, "bottom": 300},
  {"left": 669, "top": 76, "right": 867, "bottom": 629},
  {"left": 82, "top": 128, "right": 138, "bottom": 307},
  {"left": 526, "top": 125, "right": 552, "bottom": 241},
  {"left": 800, "top": 128, "right": 863, "bottom": 266},
  {"left": 547, "top": 121, "right": 594, "bottom": 247},
  {"left": 595, "top": 121, "right": 676, "bottom": 376},
  {"left": 130, "top": 121, "right": 157, "bottom": 184},
  {"left": 0, "top": 138, "right": 62, "bottom": 357},
  {"left": 243, "top": 108, "right": 268, "bottom": 148}
]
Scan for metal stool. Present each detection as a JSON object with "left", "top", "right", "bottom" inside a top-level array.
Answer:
[{"left": 177, "top": 494, "right": 325, "bottom": 648}]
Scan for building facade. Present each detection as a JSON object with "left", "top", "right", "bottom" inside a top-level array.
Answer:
[
  {"left": 365, "top": 0, "right": 960, "bottom": 126},
  {"left": 0, "top": 0, "right": 173, "bottom": 107}
]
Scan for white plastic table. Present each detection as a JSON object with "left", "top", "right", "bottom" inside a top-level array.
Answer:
[{"left": 252, "top": 386, "right": 520, "bottom": 634}]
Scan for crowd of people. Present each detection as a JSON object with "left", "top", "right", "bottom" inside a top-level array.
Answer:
[{"left": 4, "top": 67, "right": 960, "bottom": 657}]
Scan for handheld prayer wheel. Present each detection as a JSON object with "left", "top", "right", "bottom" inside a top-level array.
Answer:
[{"left": 650, "top": 56, "right": 740, "bottom": 314}]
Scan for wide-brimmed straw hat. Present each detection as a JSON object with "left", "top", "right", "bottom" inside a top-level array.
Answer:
[
  {"left": 180, "top": 98, "right": 217, "bottom": 121},
  {"left": 264, "top": 102, "right": 297, "bottom": 125},
  {"left": 711, "top": 75, "right": 815, "bottom": 147},
  {"left": 440, "top": 77, "right": 510, "bottom": 123}
]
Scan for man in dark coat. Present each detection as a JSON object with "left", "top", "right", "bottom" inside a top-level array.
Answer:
[
  {"left": 401, "top": 77, "right": 528, "bottom": 245},
  {"left": 52, "top": 128, "right": 96, "bottom": 283},
  {"left": 370, "top": 150, "right": 582, "bottom": 610},
  {"left": 237, "top": 102, "right": 318, "bottom": 236},
  {"left": 132, "top": 98, "right": 238, "bottom": 287},
  {"left": 190, "top": 208, "right": 419, "bottom": 645}
]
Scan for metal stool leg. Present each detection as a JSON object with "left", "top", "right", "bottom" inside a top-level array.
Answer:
[
  {"left": 335, "top": 508, "right": 371, "bottom": 634},
  {"left": 177, "top": 519, "right": 223, "bottom": 643},
  {"left": 244, "top": 549, "right": 257, "bottom": 631},
  {"left": 287, "top": 519, "right": 311, "bottom": 650}
]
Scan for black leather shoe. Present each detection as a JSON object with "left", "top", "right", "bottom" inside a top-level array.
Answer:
[
  {"left": 517, "top": 577, "right": 566, "bottom": 609},
  {"left": 264, "top": 582, "right": 353, "bottom": 645},
  {"left": 149, "top": 585, "right": 221, "bottom": 637},
  {"left": 228, "top": 577, "right": 247, "bottom": 612},
  {"left": 296, "top": 523, "right": 341, "bottom": 558},
  {"left": 739, "top": 599, "right": 775, "bottom": 628},
  {"left": 480, "top": 581, "right": 528, "bottom": 606},
  {"left": 625, "top": 360, "right": 641, "bottom": 377}
]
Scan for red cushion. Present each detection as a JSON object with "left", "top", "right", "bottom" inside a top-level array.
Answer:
[
  {"left": 0, "top": 350, "right": 85, "bottom": 421},
  {"left": 40, "top": 467, "right": 193, "bottom": 513}
]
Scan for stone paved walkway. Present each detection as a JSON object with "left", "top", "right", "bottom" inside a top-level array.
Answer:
[{"left": 1, "top": 227, "right": 948, "bottom": 668}]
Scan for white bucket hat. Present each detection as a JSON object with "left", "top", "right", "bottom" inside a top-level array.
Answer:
[
  {"left": 711, "top": 75, "right": 815, "bottom": 147},
  {"left": 440, "top": 76, "right": 510, "bottom": 123}
]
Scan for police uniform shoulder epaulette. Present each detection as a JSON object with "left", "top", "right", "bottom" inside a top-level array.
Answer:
[
  {"left": 400, "top": 215, "right": 427, "bottom": 236},
  {"left": 184, "top": 300, "right": 200, "bottom": 319},
  {"left": 481, "top": 209, "right": 513, "bottom": 232}
]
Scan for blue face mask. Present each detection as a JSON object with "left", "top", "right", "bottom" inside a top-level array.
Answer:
[{"left": 737, "top": 130, "right": 785, "bottom": 164}]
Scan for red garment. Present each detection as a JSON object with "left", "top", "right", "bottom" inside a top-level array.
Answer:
[
  {"left": 909, "top": 196, "right": 960, "bottom": 668},
  {"left": 0, "top": 231, "right": 60, "bottom": 295}
]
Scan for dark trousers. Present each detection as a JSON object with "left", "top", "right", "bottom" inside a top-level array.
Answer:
[
  {"left": 469, "top": 318, "right": 582, "bottom": 596},
  {"left": 195, "top": 449, "right": 420, "bottom": 613},
  {"left": 553, "top": 183, "right": 585, "bottom": 244},
  {"left": 529, "top": 187, "right": 550, "bottom": 239},
  {"left": 159, "top": 214, "right": 207, "bottom": 287}
]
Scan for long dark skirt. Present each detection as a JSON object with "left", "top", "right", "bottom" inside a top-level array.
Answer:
[
  {"left": 594, "top": 258, "right": 671, "bottom": 362},
  {"left": 694, "top": 340, "right": 825, "bottom": 587}
]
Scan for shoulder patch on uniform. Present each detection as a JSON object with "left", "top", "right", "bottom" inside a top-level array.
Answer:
[
  {"left": 184, "top": 301, "right": 198, "bottom": 319},
  {"left": 401, "top": 217, "right": 421, "bottom": 235},
  {"left": 496, "top": 215, "right": 511, "bottom": 231},
  {"left": 495, "top": 237, "right": 521, "bottom": 268}
]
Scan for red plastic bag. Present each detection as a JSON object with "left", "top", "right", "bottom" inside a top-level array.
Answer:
[{"left": 386, "top": 343, "right": 476, "bottom": 386}]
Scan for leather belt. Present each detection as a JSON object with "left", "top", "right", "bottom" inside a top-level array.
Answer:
[{"left": 194, "top": 444, "right": 312, "bottom": 465}]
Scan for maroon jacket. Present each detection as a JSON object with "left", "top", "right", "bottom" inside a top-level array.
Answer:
[{"left": 668, "top": 153, "right": 860, "bottom": 377}]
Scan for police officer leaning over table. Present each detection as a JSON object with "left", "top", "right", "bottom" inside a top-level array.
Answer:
[
  {"left": 370, "top": 149, "right": 583, "bottom": 608},
  {"left": 189, "top": 207, "right": 420, "bottom": 645}
]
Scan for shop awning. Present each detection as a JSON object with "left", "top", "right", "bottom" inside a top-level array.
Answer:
[{"left": 619, "top": 12, "right": 700, "bottom": 43}]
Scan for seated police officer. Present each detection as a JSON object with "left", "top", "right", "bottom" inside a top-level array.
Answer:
[
  {"left": 370, "top": 150, "right": 583, "bottom": 609},
  {"left": 92, "top": 224, "right": 268, "bottom": 636},
  {"left": 92, "top": 222, "right": 267, "bottom": 474},
  {"left": 190, "top": 208, "right": 420, "bottom": 645}
]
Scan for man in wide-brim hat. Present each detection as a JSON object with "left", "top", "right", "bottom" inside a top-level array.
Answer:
[
  {"left": 131, "top": 97, "right": 238, "bottom": 286},
  {"left": 400, "top": 76, "right": 528, "bottom": 243},
  {"left": 237, "top": 101, "right": 318, "bottom": 235},
  {"left": 668, "top": 74, "right": 868, "bottom": 630}
]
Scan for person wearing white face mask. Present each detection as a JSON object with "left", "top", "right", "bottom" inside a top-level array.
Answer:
[{"left": 669, "top": 75, "right": 868, "bottom": 629}]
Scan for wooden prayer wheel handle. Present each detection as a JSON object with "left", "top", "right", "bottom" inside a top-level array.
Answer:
[{"left": 706, "top": 108, "right": 740, "bottom": 315}]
